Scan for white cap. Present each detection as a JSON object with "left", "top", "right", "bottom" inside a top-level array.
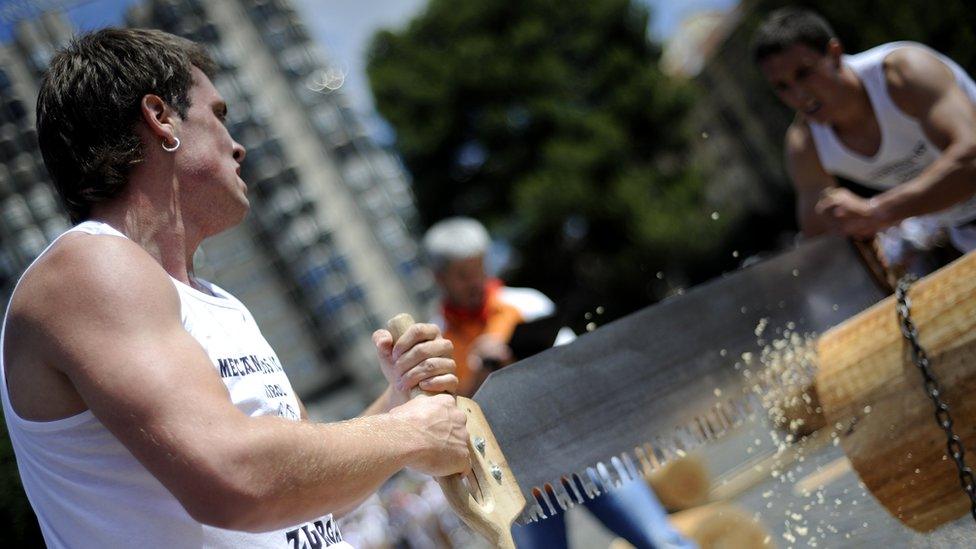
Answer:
[{"left": 423, "top": 216, "right": 490, "bottom": 272}]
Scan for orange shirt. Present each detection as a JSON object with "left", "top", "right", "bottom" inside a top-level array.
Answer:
[{"left": 441, "top": 280, "right": 524, "bottom": 395}]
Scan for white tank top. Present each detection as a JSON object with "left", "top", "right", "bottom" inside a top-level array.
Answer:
[
  {"left": 0, "top": 221, "right": 353, "bottom": 549},
  {"left": 808, "top": 41, "right": 976, "bottom": 228}
]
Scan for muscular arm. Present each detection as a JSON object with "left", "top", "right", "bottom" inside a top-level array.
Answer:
[
  {"left": 784, "top": 121, "right": 838, "bottom": 237},
  {"left": 871, "top": 47, "right": 976, "bottom": 221},
  {"left": 5, "top": 235, "right": 467, "bottom": 532}
]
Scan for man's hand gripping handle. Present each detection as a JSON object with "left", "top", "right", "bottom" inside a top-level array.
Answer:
[{"left": 387, "top": 314, "right": 524, "bottom": 548}]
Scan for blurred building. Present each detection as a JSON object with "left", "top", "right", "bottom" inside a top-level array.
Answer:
[
  {"left": 661, "top": 2, "right": 796, "bottom": 240},
  {"left": 0, "top": 14, "right": 73, "bottom": 304},
  {"left": 0, "top": 0, "right": 435, "bottom": 418}
]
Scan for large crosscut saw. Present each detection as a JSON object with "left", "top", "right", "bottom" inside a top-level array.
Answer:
[{"left": 391, "top": 235, "right": 887, "bottom": 547}]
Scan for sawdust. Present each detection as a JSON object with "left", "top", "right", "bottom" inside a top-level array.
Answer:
[
  {"left": 740, "top": 320, "right": 824, "bottom": 437},
  {"left": 737, "top": 319, "right": 861, "bottom": 547}
]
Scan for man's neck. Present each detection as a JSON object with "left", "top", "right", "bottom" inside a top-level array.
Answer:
[
  {"left": 89, "top": 184, "right": 206, "bottom": 288},
  {"left": 830, "top": 64, "right": 877, "bottom": 136}
]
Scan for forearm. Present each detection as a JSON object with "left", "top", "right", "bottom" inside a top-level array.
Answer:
[
  {"left": 360, "top": 385, "right": 402, "bottom": 417},
  {"left": 216, "top": 412, "right": 420, "bottom": 531},
  {"left": 873, "top": 143, "right": 976, "bottom": 222},
  {"left": 798, "top": 208, "right": 832, "bottom": 238}
]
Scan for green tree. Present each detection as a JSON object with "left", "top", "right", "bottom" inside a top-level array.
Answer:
[{"left": 368, "top": 0, "right": 727, "bottom": 321}]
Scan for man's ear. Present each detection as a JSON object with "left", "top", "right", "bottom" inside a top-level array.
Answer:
[
  {"left": 826, "top": 38, "right": 844, "bottom": 68},
  {"left": 140, "top": 94, "right": 178, "bottom": 145}
]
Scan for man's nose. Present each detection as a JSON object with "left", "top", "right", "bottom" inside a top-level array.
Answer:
[
  {"left": 791, "top": 85, "right": 814, "bottom": 104},
  {"left": 233, "top": 140, "right": 246, "bottom": 163}
]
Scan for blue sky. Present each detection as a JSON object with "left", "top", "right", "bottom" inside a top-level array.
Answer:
[{"left": 0, "top": 0, "right": 738, "bottom": 137}]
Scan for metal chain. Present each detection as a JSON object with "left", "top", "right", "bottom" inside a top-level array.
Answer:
[{"left": 896, "top": 275, "right": 976, "bottom": 523}]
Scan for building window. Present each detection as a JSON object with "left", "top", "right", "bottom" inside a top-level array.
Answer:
[
  {"left": 16, "top": 227, "right": 47, "bottom": 261},
  {"left": 4, "top": 98, "right": 26, "bottom": 123},
  {"left": 10, "top": 154, "right": 35, "bottom": 191},
  {"left": 311, "top": 104, "right": 348, "bottom": 146},
  {"left": 341, "top": 154, "right": 372, "bottom": 191},
  {"left": 0, "top": 125, "right": 18, "bottom": 163},
  {"left": 25, "top": 186, "right": 57, "bottom": 220},
  {"left": 42, "top": 217, "right": 69, "bottom": 242},
  {"left": 279, "top": 215, "right": 319, "bottom": 254},
  {"left": 361, "top": 187, "right": 391, "bottom": 218},
  {"left": 1, "top": 195, "right": 31, "bottom": 231}
]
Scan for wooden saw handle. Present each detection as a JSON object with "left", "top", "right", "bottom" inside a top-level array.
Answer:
[{"left": 387, "top": 314, "right": 525, "bottom": 548}]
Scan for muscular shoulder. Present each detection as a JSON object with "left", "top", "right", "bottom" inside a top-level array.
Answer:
[
  {"left": 784, "top": 119, "right": 814, "bottom": 156},
  {"left": 783, "top": 120, "right": 833, "bottom": 193},
  {"left": 883, "top": 46, "right": 957, "bottom": 118},
  {"left": 784, "top": 121, "right": 818, "bottom": 170},
  {"left": 7, "top": 233, "right": 181, "bottom": 364}
]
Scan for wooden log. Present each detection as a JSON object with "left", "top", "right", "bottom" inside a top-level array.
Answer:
[
  {"left": 610, "top": 503, "right": 773, "bottom": 549},
  {"left": 647, "top": 454, "right": 711, "bottom": 512},
  {"left": 816, "top": 251, "right": 976, "bottom": 531},
  {"left": 767, "top": 383, "right": 826, "bottom": 438}
]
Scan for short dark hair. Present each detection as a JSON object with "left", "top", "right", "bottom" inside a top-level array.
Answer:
[
  {"left": 752, "top": 8, "right": 837, "bottom": 64},
  {"left": 36, "top": 28, "right": 216, "bottom": 222}
]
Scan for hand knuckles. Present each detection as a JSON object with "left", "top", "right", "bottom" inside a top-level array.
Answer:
[{"left": 413, "top": 323, "right": 436, "bottom": 341}]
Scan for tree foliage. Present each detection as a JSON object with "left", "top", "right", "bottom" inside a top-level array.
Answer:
[{"left": 368, "top": 0, "right": 724, "bottom": 320}]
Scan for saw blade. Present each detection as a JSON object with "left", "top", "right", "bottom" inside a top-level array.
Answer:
[{"left": 471, "top": 236, "right": 887, "bottom": 524}]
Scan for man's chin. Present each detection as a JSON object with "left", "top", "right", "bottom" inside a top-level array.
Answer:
[
  {"left": 804, "top": 106, "right": 832, "bottom": 124},
  {"left": 235, "top": 201, "right": 250, "bottom": 222},
  {"left": 456, "top": 296, "right": 484, "bottom": 310},
  {"left": 218, "top": 202, "right": 250, "bottom": 232}
]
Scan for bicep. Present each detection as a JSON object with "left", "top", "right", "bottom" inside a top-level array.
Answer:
[
  {"left": 65, "top": 319, "right": 244, "bottom": 462},
  {"left": 919, "top": 85, "right": 976, "bottom": 152},
  {"left": 39, "top": 241, "right": 249, "bottom": 509},
  {"left": 887, "top": 48, "right": 976, "bottom": 151},
  {"left": 794, "top": 186, "right": 829, "bottom": 236}
]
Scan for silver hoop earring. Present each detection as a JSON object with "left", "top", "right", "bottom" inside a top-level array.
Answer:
[{"left": 162, "top": 137, "right": 181, "bottom": 152}]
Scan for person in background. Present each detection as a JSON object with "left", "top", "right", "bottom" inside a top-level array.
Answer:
[
  {"left": 423, "top": 217, "right": 555, "bottom": 397},
  {"left": 753, "top": 8, "right": 976, "bottom": 272},
  {"left": 423, "top": 217, "right": 696, "bottom": 549}
]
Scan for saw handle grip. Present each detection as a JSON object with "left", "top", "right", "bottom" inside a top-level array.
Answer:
[
  {"left": 386, "top": 313, "right": 523, "bottom": 549},
  {"left": 386, "top": 313, "right": 440, "bottom": 400}
]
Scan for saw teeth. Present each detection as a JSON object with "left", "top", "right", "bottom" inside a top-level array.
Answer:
[
  {"left": 634, "top": 445, "right": 653, "bottom": 477},
  {"left": 578, "top": 470, "right": 600, "bottom": 499},
  {"left": 611, "top": 455, "right": 634, "bottom": 485},
  {"left": 515, "top": 390, "right": 770, "bottom": 526},
  {"left": 538, "top": 484, "right": 558, "bottom": 517},
  {"left": 566, "top": 473, "right": 586, "bottom": 504},
  {"left": 552, "top": 482, "right": 575, "bottom": 512},
  {"left": 621, "top": 452, "right": 641, "bottom": 481},
  {"left": 522, "top": 500, "right": 545, "bottom": 523},
  {"left": 596, "top": 461, "right": 619, "bottom": 491}
]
